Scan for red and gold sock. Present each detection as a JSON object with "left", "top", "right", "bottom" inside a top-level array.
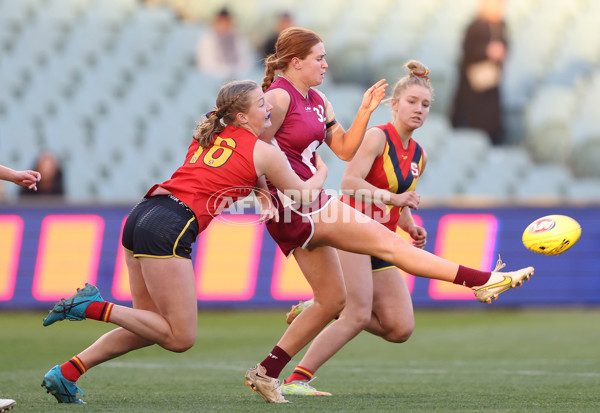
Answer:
[
  {"left": 453, "top": 265, "right": 492, "bottom": 288},
  {"left": 260, "top": 345, "right": 291, "bottom": 378},
  {"left": 85, "top": 301, "right": 114, "bottom": 322},
  {"left": 60, "top": 356, "right": 87, "bottom": 382},
  {"left": 285, "top": 366, "right": 314, "bottom": 384}
]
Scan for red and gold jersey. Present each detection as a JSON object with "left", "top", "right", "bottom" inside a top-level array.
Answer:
[
  {"left": 148, "top": 125, "right": 258, "bottom": 233},
  {"left": 343, "top": 122, "right": 423, "bottom": 231}
]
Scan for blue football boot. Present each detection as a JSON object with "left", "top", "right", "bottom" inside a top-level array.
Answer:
[
  {"left": 43, "top": 283, "right": 103, "bottom": 326},
  {"left": 41, "top": 365, "right": 86, "bottom": 404}
]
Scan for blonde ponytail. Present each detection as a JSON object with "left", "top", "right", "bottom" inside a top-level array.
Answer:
[{"left": 193, "top": 80, "right": 260, "bottom": 148}]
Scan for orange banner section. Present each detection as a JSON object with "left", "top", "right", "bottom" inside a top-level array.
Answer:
[
  {"left": 195, "top": 215, "right": 263, "bottom": 300},
  {"left": 112, "top": 217, "right": 130, "bottom": 301},
  {"left": 429, "top": 214, "right": 498, "bottom": 300},
  {"left": 0, "top": 216, "right": 23, "bottom": 300},
  {"left": 32, "top": 215, "right": 105, "bottom": 301},
  {"left": 271, "top": 248, "right": 312, "bottom": 300}
]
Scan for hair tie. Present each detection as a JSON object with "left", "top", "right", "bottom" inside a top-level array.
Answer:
[
  {"left": 205, "top": 109, "right": 223, "bottom": 119},
  {"left": 411, "top": 69, "right": 430, "bottom": 81}
]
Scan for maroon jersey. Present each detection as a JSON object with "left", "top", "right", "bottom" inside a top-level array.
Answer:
[
  {"left": 264, "top": 76, "right": 332, "bottom": 255},
  {"left": 267, "top": 76, "right": 327, "bottom": 183},
  {"left": 148, "top": 125, "right": 258, "bottom": 233}
]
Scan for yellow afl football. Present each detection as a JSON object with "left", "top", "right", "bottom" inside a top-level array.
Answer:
[{"left": 522, "top": 215, "right": 581, "bottom": 255}]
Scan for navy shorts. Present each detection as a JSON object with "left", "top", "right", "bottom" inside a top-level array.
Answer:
[
  {"left": 371, "top": 256, "right": 396, "bottom": 272},
  {"left": 122, "top": 195, "right": 199, "bottom": 259}
]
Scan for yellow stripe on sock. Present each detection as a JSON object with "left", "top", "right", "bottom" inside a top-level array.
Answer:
[
  {"left": 72, "top": 356, "right": 87, "bottom": 373},
  {"left": 295, "top": 366, "right": 314, "bottom": 379},
  {"left": 102, "top": 302, "right": 114, "bottom": 322}
]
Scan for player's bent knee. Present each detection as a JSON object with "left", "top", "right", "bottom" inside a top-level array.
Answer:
[
  {"left": 315, "top": 295, "right": 346, "bottom": 320},
  {"left": 354, "top": 311, "right": 373, "bottom": 330},
  {"left": 163, "top": 334, "right": 196, "bottom": 353},
  {"left": 382, "top": 326, "right": 414, "bottom": 343},
  {"left": 342, "top": 306, "right": 372, "bottom": 330},
  {"left": 340, "top": 312, "right": 371, "bottom": 335}
]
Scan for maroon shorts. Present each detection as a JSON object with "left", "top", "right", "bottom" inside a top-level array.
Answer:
[{"left": 266, "top": 190, "right": 334, "bottom": 257}]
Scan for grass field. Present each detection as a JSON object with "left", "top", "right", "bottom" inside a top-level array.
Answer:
[{"left": 1, "top": 308, "right": 599, "bottom": 412}]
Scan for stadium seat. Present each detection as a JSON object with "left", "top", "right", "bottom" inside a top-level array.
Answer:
[
  {"left": 0, "top": 0, "right": 40, "bottom": 30},
  {"left": 61, "top": 15, "right": 116, "bottom": 71},
  {"left": 367, "top": 25, "right": 420, "bottom": 87},
  {"left": 524, "top": 85, "right": 576, "bottom": 164},
  {"left": 513, "top": 163, "right": 572, "bottom": 202},
  {"left": 568, "top": 73, "right": 600, "bottom": 179},
  {"left": 171, "top": 72, "right": 224, "bottom": 126},
  {"left": 63, "top": 150, "right": 104, "bottom": 203},
  {"left": 321, "top": 83, "right": 366, "bottom": 128},
  {"left": 156, "top": 23, "right": 204, "bottom": 78},
  {"left": 565, "top": 178, "right": 600, "bottom": 203},
  {"left": 294, "top": 0, "right": 345, "bottom": 38},
  {"left": 67, "top": 76, "right": 117, "bottom": 124},
  {"left": 461, "top": 172, "right": 515, "bottom": 202},
  {"left": 40, "top": 0, "right": 91, "bottom": 32},
  {"left": 570, "top": 136, "right": 600, "bottom": 179},
  {"left": 441, "top": 128, "right": 490, "bottom": 178},
  {"left": 42, "top": 109, "right": 90, "bottom": 164},
  {"left": 85, "top": 0, "right": 136, "bottom": 29},
  {"left": 0, "top": 109, "right": 40, "bottom": 170},
  {"left": 416, "top": 160, "right": 464, "bottom": 201},
  {"left": 324, "top": 0, "right": 392, "bottom": 84},
  {"left": 410, "top": 113, "right": 452, "bottom": 161},
  {"left": 460, "top": 146, "right": 531, "bottom": 200},
  {"left": 112, "top": 7, "right": 176, "bottom": 70},
  {"left": 502, "top": 0, "right": 570, "bottom": 113},
  {"left": 367, "top": 106, "right": 393, "bottom": 130}
]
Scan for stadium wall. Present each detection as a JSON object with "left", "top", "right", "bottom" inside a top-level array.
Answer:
[{"left": 0, "top": 205, "right": 599, "bottom": 309}]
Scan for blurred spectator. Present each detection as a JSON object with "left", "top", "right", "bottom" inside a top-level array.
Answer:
[
  {"left": 19, "top": 151, "right": 64, "bottom": 197},
  {"left": 261, "top": 12, "right": 294, "bottom": 58},
  {"left": 196, "top": 7, "right": 256, "bottom": 80},
  {"left": 450, "top": 0, "right": 508, "bottom": 146}
]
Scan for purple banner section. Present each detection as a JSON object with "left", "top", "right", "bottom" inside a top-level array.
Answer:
[{"left": 0, "top": 205, "right": 599, "bottom": 309}]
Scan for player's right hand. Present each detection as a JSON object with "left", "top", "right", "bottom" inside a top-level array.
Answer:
[{"left": 391, "top": 191, "right": 420, "bottom": 209}]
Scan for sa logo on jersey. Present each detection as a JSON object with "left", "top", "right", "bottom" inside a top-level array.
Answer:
[{"left": 410, "top": 162, "right": 419, "bottom": 177}]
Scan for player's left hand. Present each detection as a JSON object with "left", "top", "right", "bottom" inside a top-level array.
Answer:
[
  {"left": 407, "top": 224, "right": 427, "bottom": 249},
  {"left": 360, "top": 79, "right": 388, "bottom": 113},
  {"left": 14, "top": 170, "right": 41, "bottom": 191}
]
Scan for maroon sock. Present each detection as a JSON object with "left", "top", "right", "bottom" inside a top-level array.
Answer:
[
  {"left": 260, "top": 345, "right": 291, "bottom": 378},
  {"left": 453, "top": 265, "right": 492, "bottom": 288}
]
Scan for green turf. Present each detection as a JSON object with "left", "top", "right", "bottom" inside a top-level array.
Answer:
[{"left": 1, "top": 308, "right": 599, "bottom": 412}]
